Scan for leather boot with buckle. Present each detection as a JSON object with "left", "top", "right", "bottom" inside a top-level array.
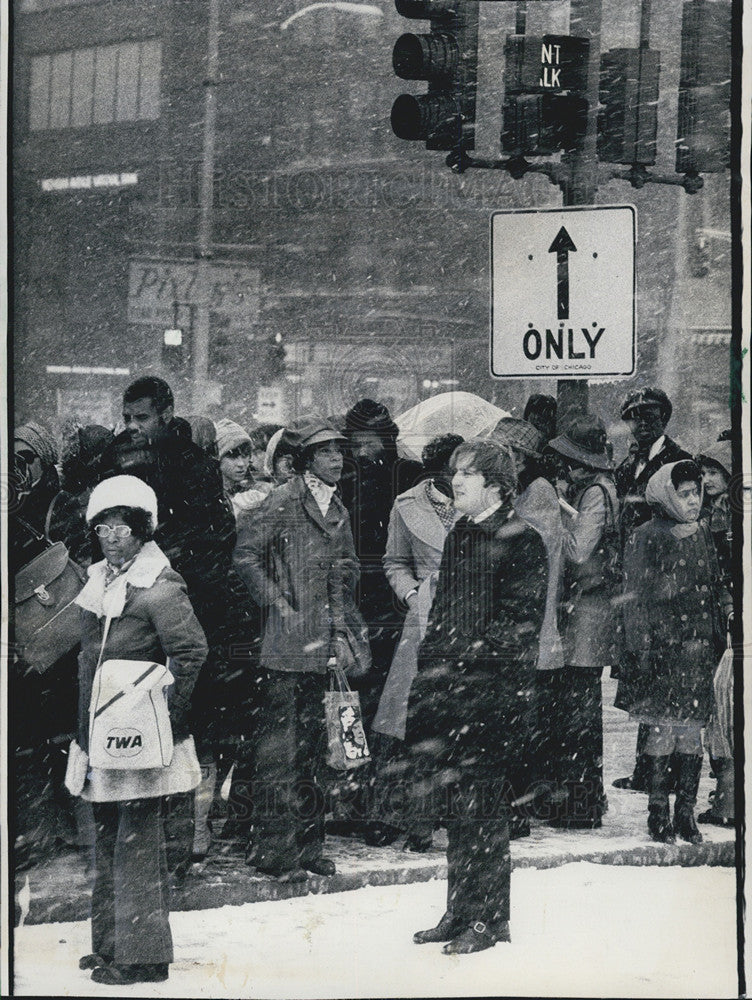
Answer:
[
  {"left": 413, "top": 910, "right": 465, "bottom": 944},
  {"left": 442, "top": 920, "right": 511, "bottom": 955}
]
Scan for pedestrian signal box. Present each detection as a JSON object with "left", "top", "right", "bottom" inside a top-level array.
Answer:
[
  {"left": 599, "top": 48, "right": 661, "bottom": 165},
  {"left": 502, "top": 35, "right": 590, "bottom": 155},
  {"left": 675, "top": 0, "right": 732, "bottom": 174},
  {"left": 504, "top": 35, "right": 589, "bottom": 93}
]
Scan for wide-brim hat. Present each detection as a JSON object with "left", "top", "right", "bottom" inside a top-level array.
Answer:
[
  {"left": 548, "top": 414, "right": 613, "bottom": 471},
  {"left": 486, "top": 417, "right": 542, "bottom": 457},
  {"left": 287, "top": 414, "right": 346, "bottom": 452}
]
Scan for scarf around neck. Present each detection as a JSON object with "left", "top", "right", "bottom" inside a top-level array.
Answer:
[
  {"left": 75, "top": 539, "right": 171, "bottom": 619},
  {"left": 303, "top": 471, "right": 337, "bottom": 516}
]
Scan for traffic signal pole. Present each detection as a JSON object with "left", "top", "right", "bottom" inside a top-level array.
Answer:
[
  {"left": 555, "top": 0, "right": 603, "bottom": 430},
  {"left": 192, "top": 0, "right": 219, "bottom": 411}
]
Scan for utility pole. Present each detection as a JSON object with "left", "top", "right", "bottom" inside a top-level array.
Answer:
[
  {"left": 555, "top": 0, "right": 602, "bottom": 431},
  {"left": 192, "top": 0, "right": 219, "bottom": 411}
]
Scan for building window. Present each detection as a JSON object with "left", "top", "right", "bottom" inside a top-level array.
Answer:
[{"left": 29, "top": 39, "right": 161, "bottom": 130}]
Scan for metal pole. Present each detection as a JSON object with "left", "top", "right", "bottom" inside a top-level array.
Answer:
[
  {"left": 192, "top": 0, "right": 219, "bottom": 410},
  {"left": 555, "top": 0, "right": 602, "bottom": 431}
]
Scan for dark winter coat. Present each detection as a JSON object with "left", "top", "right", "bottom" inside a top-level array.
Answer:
[
  {"left": 614, "top": 435, "right": 691, "bottom": 543},
  {"left": 233, "top": 475, "right": 369, "bottom": 675},
  {"left": 339, "top": 454, "right": 423, "bottom": 635},
  {"left": 405, "top": 503, "right": 548, "bottom": 796},
  {"left": 12, "top": 466, "right": 89, "bottom": 571},
  {"left": 616, "top": 517, "right": 726, "bottom": 721},
  {"left": 701, "top": 494, "right": 732, "bottom": 590}
]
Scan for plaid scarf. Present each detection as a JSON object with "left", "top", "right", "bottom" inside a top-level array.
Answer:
[{"left": 426, "top": 480, "right": 456, "bottom": 532}]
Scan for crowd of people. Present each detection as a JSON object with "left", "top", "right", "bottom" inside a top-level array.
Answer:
[{"left": 11, "top": 376, "right": 735, "bottom": 982}]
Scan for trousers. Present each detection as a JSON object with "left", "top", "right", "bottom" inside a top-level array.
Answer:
[
  {"left": 446, "top": 815, "right": 511, "bottom": 925},
  {"left": 91, "top": 798, "right": 173, "bottom": 966},
  {"left": 443, "top": 779, "right": 511, "bottom": 926},
  {"left": 242, "top": 670, "right": 327, "bottom": 868}
]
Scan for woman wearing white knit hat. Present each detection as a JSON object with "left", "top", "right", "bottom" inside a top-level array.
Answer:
[{"left": 72, "top": 475, "right": 208, "bottom": 986}]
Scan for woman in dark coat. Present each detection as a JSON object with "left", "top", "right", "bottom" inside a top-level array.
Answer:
[
  {"left": 232, "top": 414, "right": 370, "bottom": 881},
  {"left": 405, "top": 440, "right": 547, "bottom": 954},
  {"left": 618, "top": 460, "right": 728, "bottom": 845}
]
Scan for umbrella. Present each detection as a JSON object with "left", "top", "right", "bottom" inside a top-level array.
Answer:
[{"left": 395, "top": 391, "right": 511, "bottom": 462}]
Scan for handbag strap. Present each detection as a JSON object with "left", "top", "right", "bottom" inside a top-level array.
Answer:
[
  {"left": 95, "top": 614, "right": 114, "bottom": 672},
  {"left": 44, "top": 493, "right": 62, "bottom": 542},
  {"left": 93, "top": 662, "right": 164, "bottom": 719},
  {"left": 328, "top": 663, "right": 352, "bottom": 694}
]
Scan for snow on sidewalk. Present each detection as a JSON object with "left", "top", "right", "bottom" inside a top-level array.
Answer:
[{"left": 14, "top": 862, "right": 738, "bottom": 999}]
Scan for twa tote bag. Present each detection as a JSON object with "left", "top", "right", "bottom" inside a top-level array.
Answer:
[{"left": 88, "top": 617, "right": 175, "bottom": 770}]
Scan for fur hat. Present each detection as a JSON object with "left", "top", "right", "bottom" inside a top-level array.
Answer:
[{"left": 86, "top": 475, "right": 159, "bottom": 526}]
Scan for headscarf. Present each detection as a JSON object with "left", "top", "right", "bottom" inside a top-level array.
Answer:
[
  {"left": 15, "top": 421, "right": 59, "bottom": 468},
  {"left": 645, "top": 461, "right": 702, "bottom": 537}
]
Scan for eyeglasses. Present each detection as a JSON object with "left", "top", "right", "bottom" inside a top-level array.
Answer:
[
  {"left": 15, "top": 449, "right": 39, "bottom": 466},
  {"left": 94, "top": 524, "right": 133, "bottom": 540}
]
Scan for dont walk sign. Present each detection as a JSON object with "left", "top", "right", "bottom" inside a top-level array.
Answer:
[{"left": 490, "top": 205, "right": 636, "bottom": 379}]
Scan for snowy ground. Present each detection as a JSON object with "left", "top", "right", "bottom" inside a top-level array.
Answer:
[{"left": 14, "top": 862, "right": 738, "bottom": 999}]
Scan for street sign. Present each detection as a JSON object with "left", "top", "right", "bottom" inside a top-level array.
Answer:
[
  {"left": 127, "top": 260, "right": 260, "bottom": 332},
  {"left": 490, "top": 205, "right": 636, "bottom": 379}
]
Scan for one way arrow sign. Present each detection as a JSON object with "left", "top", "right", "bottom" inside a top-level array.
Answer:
[
  {"left": 490, "top": 205, "right": 636, "bottom": 380},
  {"left": 548, "top": 226, "right": 577, "bottom": 320}
]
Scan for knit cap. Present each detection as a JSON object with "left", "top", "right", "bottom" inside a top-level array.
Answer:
[
  {"left": 15, "top": 421, "right": 59, "bottom": 467},
  {"left": 215, "top": 418, "right": 252, "bottom": 459}
]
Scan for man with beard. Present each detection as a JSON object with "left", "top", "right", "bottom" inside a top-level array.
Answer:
[
  {"left": 612, "top": 387, "right": 691, "bottom": 792},
  {"left": 336, "top": 399, "right": 422, "bottom": 844}
]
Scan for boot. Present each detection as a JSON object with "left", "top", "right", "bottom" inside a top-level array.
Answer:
[
  {"left": 647, "top": 755, "right": 675, "bottom": 843},
  {"left": 674, "top": 754, "right": 703, "bottom": 845},
  {"left": 191, "top": 761, "right": 217, "bottom": 859},
  {"left": 697, "top": 756, "right": 734, "bottom": 826},
  {"left": 413, "top": 910, "right": 465, "bottom": 944},
  {"left": 613, "top": 724, "right": 651, "bottom": 791},
  {"left": 442, "top": 920, "right": 511, "bottom": 954}
]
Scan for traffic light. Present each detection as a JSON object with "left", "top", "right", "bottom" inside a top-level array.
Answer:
[
  {"left": 501, "top": 35, "right": 589, "bottom": 155},
  {"left": 598, "top": 48, "right": 660, "bottom": 165},
  {"left": 675, "top": 0, "right": 731, "bottom": 174},
  {"left": 390, "top": 0, "right": 479, "bottom": 151}
]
